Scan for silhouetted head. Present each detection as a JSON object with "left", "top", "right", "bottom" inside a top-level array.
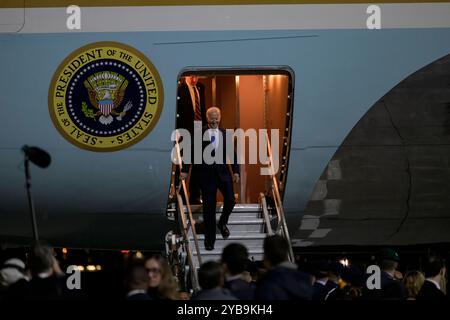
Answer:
[
  {"left": 185, "top": 76, "right": 198, "bottom": 86},
  {"left": 198, "top": 261, "right": 224, "bottom": 290},
  {"left": 423, "top": 254, "right": 446, "bottom": 278},
  {"left": 263, "top": 235, "right": 289, "bottom": 268},
  {"left": 403, "top": 270, "right": 425, "bottom": 299},
  {"left": 312, "top": 260, "right": 330, "bottom": 279},
  {"left": 222, "top": 243, "right": 249, "bottom": 276},
  {"left": 379, "top": 248, "right": 400, "bottom": 272},
  {"left": 29, "top": 242, "right": 54, "bottom": 276},
  {"left": 145, "top": 254, "right": 168, "bottom": 288},
  {"left": 126, "top": 264, "right": 150, "bottom": 291},
  {"left": 144, "top": 254, "right": 179, "bottom": 299}
]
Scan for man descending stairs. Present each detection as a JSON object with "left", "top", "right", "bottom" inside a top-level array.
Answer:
[{"left": 187, "top": 204, "right": 268, "bottom": 270}]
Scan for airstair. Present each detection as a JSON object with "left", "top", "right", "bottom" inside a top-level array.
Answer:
[{"left": 166, "top": 131, "right": 293, "bottom": 291}]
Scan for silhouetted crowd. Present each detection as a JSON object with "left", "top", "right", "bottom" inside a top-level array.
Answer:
[{"left": 0, "top": 236, "right": 448, "bottom": 301}]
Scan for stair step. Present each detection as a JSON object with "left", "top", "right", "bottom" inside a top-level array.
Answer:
[
  {"left": 187, "top": 219, "right": 265, "bottom": 233},
  {"left": 192, "top": 244, "right": 264, "bottom": 253},
  {"left": 189, "top": 234, "right": 266, "bottom": 250},
  {"left": 225, "top": 204, "right": 261, "bottom": 212},
  {"left": 190, "top": 233, "right": 267, "bottom": 241},
  {"left": 227, "top": 219, "right": 264, "bottom": 224},
  {"left": 192, "top": 249, "right": 264, "bottom": 265},
  {"left": 188, "top": 218, "right": 264, "bottom": 225},
  {"left": 190, "top": 213, "right": 263, "bottom": 222},
  {"left": 220, "top": 211, "right": 261, "bottom": 220},
  {"left": 193, "top": 243, "right": 264, "bottom": 252},
  {"left": 187, "top": 223, "right": 265, "bottom": 233},
  {"left": 186, "top": 204, "right": 261, "bottom": 214},
  {"left": 193, "top": 248, "right": 264, "bottom": 255},
  {"left": 227, "top": 224, "right": 264, "bottom": 233},
  {"left": 186, "top": 214, "right": 263, "bottom": 225}
]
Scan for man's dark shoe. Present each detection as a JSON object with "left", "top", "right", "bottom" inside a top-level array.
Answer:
[
  {"left": 218, "top": 223, "right": 230, "bottom": 240},
  {"left": 204, "top": 243, "right": 214, "bottom": 251}
]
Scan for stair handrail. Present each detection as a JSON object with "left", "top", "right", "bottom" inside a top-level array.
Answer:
[
  {"left": 260, "top": 193, "right": 274, "bottom": 236},
  {"left": 174, "top": 130, "right": 202, "bottom": 268},
  {"left": 270, "top": 188, "right": 282, "bottom": 234},
  {"left": 265, "top": 131, "right": 295, "bottom": 262},
  {"left": 176, "top": 192, "right": 200, "bottom": 291}
]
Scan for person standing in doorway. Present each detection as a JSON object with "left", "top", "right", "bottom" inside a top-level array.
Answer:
[{"left": 176, "top": 76, "right": 207, "bottom": 204}]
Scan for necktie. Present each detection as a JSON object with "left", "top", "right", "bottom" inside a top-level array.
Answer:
[
  {"left": 194, "top": 87, "right": 202, "bottom": 121},
  {"left": 210, "top": 134, "right": 216, "bottom": 157}
]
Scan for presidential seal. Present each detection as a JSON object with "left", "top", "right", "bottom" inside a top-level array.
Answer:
[{"left": 49, "top": 41, "right": 164, "bottom": 151}]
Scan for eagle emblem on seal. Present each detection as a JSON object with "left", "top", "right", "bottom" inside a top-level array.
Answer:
[{"left": 83, "top": 71, "right": 131, "bottom": 125}]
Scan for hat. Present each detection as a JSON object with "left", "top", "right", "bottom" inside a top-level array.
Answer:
[
  {"left": 312, "top": 260, "right": 330, "bottom": 278},
  {"left": 328, "top": 261, "right": 344, "bottom": 276},
  {"left": 380, "top": 248, "right": 400, "bottom": 262},
  {"left": 0, "top": 258, "right": 26, "bottom": 287},
  {"left": 2, "top": 258, "right": 25, "bottom": 270},
  {"left": 341, "top": 265, "right": 365, "bottom": 287}
]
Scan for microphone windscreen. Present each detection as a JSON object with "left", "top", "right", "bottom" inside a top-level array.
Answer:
[{"left": 23, "top": 146, "right": 51, "bottom": 168}]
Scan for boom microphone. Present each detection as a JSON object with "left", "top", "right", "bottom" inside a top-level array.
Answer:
[{"left": 22, "top": 145, "right": 51, "bottom": 168}]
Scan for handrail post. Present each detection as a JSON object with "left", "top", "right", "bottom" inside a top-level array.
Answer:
[
  {"left": 260, "top": 193, "right": 274, "bottom": 235},
  {"left": 271, "top": 188, "right": 282, "bottom": 233}
]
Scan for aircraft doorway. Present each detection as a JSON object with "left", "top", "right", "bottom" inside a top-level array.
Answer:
[{"left": 170, "top": 68, "right": 293, "bottom": 207}]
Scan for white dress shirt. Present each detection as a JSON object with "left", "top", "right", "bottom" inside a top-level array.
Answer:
[
  {"left": 425, "top": 278, "right": 441, "bottom": 290},
  {"left": 208, "top": 128, "right": 219, "bottom": 150}
]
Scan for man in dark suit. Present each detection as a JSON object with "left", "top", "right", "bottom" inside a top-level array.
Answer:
[
  {"left": 6, "top": 243, "right": 68, "bottom": 300},
  {"left": 255, "top": 235, "right": 313, "bottom": 300},
  {"left": 312, "top": 260, "right": 330, "bottom": 301},
  {"left": 360, "top": 248, "right": 407, "bottom": 300},
  {"left": 125, "top": 264, "right": 152, "bottom": 300},
  {"left": 176, "top": 76, "right": 207, "bottom": 133},
  {"left": 222, "top": 243, "right": 256, "bottom": 300},
  {"left": 417, "top": 254, "right": 447, "bottom": 301},
  {"left": 176, "top": 76, "right": 207, "bottom": 204},
  {"left": 191, "top": 261, "right": 237, "bottom": 300},
  {"left": 181, "top": 107, "right": 239, "bottom": 250}
]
